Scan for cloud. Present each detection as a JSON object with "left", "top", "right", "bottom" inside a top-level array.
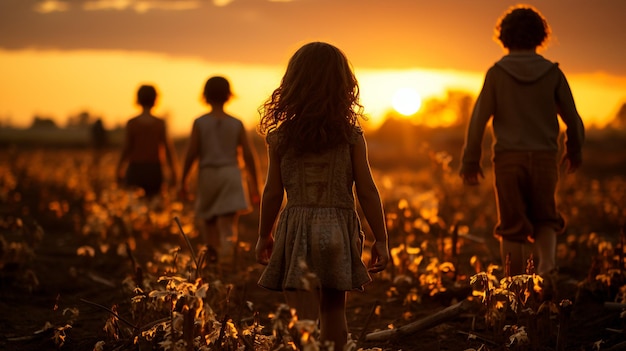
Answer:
[
  {"left": 213, "top": 0, "right": 234, "bottom": 6},
  {"left": 82, "top": 0, "right": 202, "bottom": 13},
  {"left": 83, "top": 0, "right": 132, "bottom": 11},
  {"left": 6, "top": 0, "right": 626, "bottom": 75},
  {"left": 33, "top": 0, "right": 287, "bottom": 13},
  {"left": 34, "top": 0, "right": 70, "bottom": 13}
]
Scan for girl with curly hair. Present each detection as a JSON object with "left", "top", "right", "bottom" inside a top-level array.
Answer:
[{"left": 255, "top": 42, "right": 389, "bottom": 349}]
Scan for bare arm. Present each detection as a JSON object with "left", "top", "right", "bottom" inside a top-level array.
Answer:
[
  {"left": 352, "top": 133, "right": 389, "bottom": 273},
  {"left": 239, "top": 127, "right": 261, "bottom": 204},
  {"left": 116, "top": 121, "right": 132, "bottom": 181},
  {"left": 255, "top": 141, "right": 284, "bottom": 265},
  {"left": 162, "top": 121, "right": 179, "bottom": 186},
  {"left": 179, "top": 122, "right": 200, "bottom": 195}
]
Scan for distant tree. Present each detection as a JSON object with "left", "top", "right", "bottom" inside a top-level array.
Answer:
[
  {"left": 418, "top": 98, "right": 447, "bottom": 125},
  {"left": 67, "top": 110, "right": 100, "bottom": 128},
  {"left": 30, "top": 116, "right": 58, "bottom": 129},
  {"left": 446, "top": 90, "right": 474, "bottom": 128},
  {"left": 91, "top": 118, "right": 108, "bottom": 149},
  {"left": 416, "top": 90, "right": 474, "bottom": 128},
  {"left": 0, "top": 116, "right": 7, "bottom": 128},
  {"left": 609, "top": 102, "right": 626, "bottom": 130}
]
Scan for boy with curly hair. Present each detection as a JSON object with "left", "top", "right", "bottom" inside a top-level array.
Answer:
[{"left": 460, "top": 5, "right": 585, "bottom": 281}]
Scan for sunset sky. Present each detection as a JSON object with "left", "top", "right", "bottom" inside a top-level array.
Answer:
[{"left": 1, "top": 0, "right": 625, "bottom": 136}]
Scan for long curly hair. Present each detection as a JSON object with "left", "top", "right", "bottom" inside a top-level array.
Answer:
[{"left": 258, "top": 42, "right": 364, "bottom": 155}]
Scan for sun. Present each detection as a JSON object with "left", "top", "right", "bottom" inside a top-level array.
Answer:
[{"left": 392, "top": 87, "right": 422, "bottom": 116}]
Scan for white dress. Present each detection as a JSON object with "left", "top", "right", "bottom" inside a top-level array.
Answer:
[{"left": 193, "top": 114, "right": 251, "bottom": 219}]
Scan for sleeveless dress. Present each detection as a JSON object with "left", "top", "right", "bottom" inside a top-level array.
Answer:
[
  {"left": 257, "top": 127, "right": 372, "bottom": 292},
  {"left": 194, "top": 114, "right": 251, "bottom": 220}
]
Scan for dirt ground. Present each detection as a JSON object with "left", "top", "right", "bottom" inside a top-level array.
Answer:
[
  {"left": 1, "top": 209, "right": 469, "bottom": 351},
  {"left": 1, "top": 134, "right": 626, "bottom": 351},
  {"left": 1, "top": 204, "right": 624, "bottom": 351}
]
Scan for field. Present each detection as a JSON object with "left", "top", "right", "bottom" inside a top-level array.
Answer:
[{"left": 1, "top": 124, "right": 625, "bottom": 351}]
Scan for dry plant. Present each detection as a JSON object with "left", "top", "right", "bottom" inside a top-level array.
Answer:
[{"left": 2, "top": 144, "right": 626, "bottom": 350}]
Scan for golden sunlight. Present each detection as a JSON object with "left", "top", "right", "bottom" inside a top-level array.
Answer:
[
  {"left": 1, "top": 50, "right": 624, "bottom": 136},
  {"left": 392, "top": 87, "right": 422, "bottom": 116},
  {"left": 0, "top": 49, "right": 283, "bottom": 137},
  {"left": 356, "top": 68, "right": 484, "bottom": 127}
]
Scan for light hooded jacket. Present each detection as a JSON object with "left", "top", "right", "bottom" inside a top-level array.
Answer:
[{"left": 461, "top": 52, "right": 585, "bottom": 173}]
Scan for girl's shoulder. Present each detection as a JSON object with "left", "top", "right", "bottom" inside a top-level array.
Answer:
[
  {"left": 196, "top": 113, "right": 243, "bottom": 124},
  {"left": 266, "top": 128, "right": 282, "bottom": 145},
  {"left": 128, "top": 115, "right": 164, "bottom": 128},
  {"left": 265, "top": 124, "right": 363, "bottom": 148},
  {"left": 349, "top": 125, "right": 363, "bottom": 144}
]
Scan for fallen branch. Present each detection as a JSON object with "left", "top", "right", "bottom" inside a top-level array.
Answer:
[
  {"left": 365, "top": 299, "right": 475, "bottom": 342},
  {"left": 6, "top": 327, "right": 54, "bottom": 342},
  {"left": 604, "top": 302, "right": 626, "bottom": 311},
  {"left": 557, "top": 299, "right": 573, "bottom": 351},
  {"left": 358, "top": 300, "right": 382, "bottom": 342},
  {"left": 87, "top": 271, "right": 116, "bottom": 287},
  {"left": 80, "top": 298, "right": 138, "bottom": 331},
  {"left": 456, "top": 330, "right": 498, "bottom": 346},
  {"left": 605, "top": 341, "right": 626, "bottom": 351}
]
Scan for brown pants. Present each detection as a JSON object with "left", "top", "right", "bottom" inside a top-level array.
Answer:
[
  {"left": 493, "top": 151, "right": 565, "bottom": 242},
  {"left": 125, "top": 162, "right": 163, "bottom": 197}
]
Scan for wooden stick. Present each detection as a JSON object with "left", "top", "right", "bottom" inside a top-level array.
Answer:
[
  {"left": 456, "top": 330, "right": 498, "bottom": 346},
  {"left": 358, "top": 300, "right": 382, "bottom": 342},
  {"left": 365, "top": 299, "right": 474, "bottom": 342},
  {"left": 604, "top": 302, "right": 626, "bottom": 311},
  {"left": 605, "top": 341, "right": 626, "bottom": 351},
  {"left": 79, "top": 298, "right": 138, "bottom": 330}
]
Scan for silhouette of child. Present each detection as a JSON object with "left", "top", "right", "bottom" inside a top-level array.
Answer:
[
  {"left": 180, "top": 76, "right": 260, "bottom": 265},
  {"left": 460, "top": 5, "right": 585, "bottom": 279},
  {"left": 116, "top": 84, "right": 178, "bottom": 198},
  {"left": 255, "top": 42, "right": 390, "bottom": 350},
  {"left": 90, "top": 118, "right": 107, "bottom": 166}
]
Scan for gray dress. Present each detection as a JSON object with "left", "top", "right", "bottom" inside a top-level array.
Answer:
[
  {"left": 194, "top": 114, "right": 250, "bottom": 220},
  {"left": 258, "top": 127, "right": 371, "bottom": 291}
]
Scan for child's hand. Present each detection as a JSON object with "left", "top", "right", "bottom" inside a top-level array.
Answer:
[
  {"left": 459, "top": 163, "right": 484, "bottom": 186},
  {"left": 460, "top": 169, "right": 484, "bottom": 186},
  {"left": 368, "top": 240, "right": 390, "bottom": 273},
  {"left": 177, "top": 185, "right": 190, "bottom": 201},
  {"left": 255, "top": 236, "right": 274, "bottom": 265},
  {"left": 561, "top": 153, "right": 582, "bottom": 174},
  {"left": 249, "top": 188, "right": 261, "bottom": 206},
  {"left": 168, "top": 176, "right": 178, "bottom": 189},
  {"left": 116, "top": 170, "right": 125, "bottom": 185}
]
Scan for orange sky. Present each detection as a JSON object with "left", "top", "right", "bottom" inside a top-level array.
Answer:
[
  {"left": 1, "top": 1, "right": 625, "bottom": 136},
  {"left": 1, "top": 49, "right": 624, "bottom": 137}
]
